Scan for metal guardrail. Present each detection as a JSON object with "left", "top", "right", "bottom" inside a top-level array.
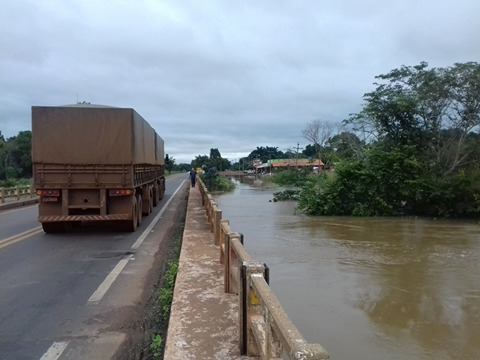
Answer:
[
  {"left": 0, "top": 185, "right": 36, "bottom": 203},
  {"left": 198, "top": 178, "right": 329, "bottom": 359}
]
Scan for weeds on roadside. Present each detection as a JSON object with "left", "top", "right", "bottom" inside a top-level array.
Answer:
[{"left": 150, "top": 334, "right": 163, "bottom": 360}]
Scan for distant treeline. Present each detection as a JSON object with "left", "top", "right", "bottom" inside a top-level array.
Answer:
[{"left": 0, "top": 131, "right": 32, "bottom": 184}]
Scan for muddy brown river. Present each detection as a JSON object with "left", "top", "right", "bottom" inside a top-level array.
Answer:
[{"left": 214, "top": 178, "right": 480, "bottom": 360}]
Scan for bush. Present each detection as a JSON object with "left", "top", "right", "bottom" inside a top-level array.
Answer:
[
  {"left": 297, "top": 146, "right": 480, "bottom": 218},
  {"left": 271, "top": 170, "right": 310, "bottom": 187},
  {"left": 202, "top": 173, "right": 235, "bottom": 192},
  {"left": 272, "top": 189, "right": 300, "bottom": 201}
]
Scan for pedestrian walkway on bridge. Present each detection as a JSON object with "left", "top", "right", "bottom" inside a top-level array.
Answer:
[{"left": 164, "top": 186, "right": 244, "bottom": 359}]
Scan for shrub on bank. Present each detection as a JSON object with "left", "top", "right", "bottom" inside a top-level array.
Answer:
[
  {"left": 202, "top": 172, "right": 235, "bottom": 192},
  {"left": 297, "top": 147, "right": 480, "bottom": 218},
  {"left": 270, "top": 169, "right": 310, "bottom": 187}
]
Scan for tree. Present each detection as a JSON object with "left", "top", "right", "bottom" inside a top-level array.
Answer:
[
  {"left": 302, "top": 120, "right": 335, "bottom": 166},
  {"left": 299, "top": 62, "right": 480, "bottom": 218},
  {"left": 327, "top": 132, "right": 363, "bottom": 160},
  {"left": 0, "top": 132, "right": 6, "bottom": 179},
  {"left": 246, "top": 146, "right": 284, "bottom": 163},
  {"left": 191, "top": 149, "right": 231, "bottom": 171},
  {"left": 346, "top": 62, "right": 480, "bottom": 174},
  {"left": 209, "top": 148, "right": 230, "bottom": 171},
  {"left": 302, "top": 144, "right": 320, "bottom": 158},
  {"left": 173, "top": 163, "right": 191, "bottom": 172},
  {"left": 209, "top": 148, "right": 221, "bottom": 159},
  {"left": 165, "top": 154, "right": 175, "bottom": 173},
  {"left": 443, "top": 62, "right": 480, "bottom": 174},
  {"left": 191, "top": 155, "right": 210, "bottom": 170},
  {"left": 0, "top": 131, "right": 32, "bottom": 180}
]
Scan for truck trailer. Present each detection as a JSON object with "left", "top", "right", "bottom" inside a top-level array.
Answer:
[{"left": 32, "top": 105, "right": 165, "bottom": 233}]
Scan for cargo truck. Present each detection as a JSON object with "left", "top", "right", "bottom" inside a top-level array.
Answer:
[{"left": 32, "top": 105, "right": 165, "bottom": 233}]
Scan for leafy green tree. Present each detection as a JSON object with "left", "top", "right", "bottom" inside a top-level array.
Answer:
[
  {"left": 346, "top": 62, "right": 480, "bottom": 174},
  {"left": 247, "top": 146, "right": 284, "bottom": 163},
  {"left": 165, "top": 154, "right": 175, "bottom": 173},
  {"left": 0, "top": 132, "right": 6, "bottom": 179},
  {"left": 327, "top": 132, "right": 363, "bottom": 160},
  {"left": 173, "top": 163, "right": 191, "bottom": 172},
  {"left": 209, "top": 148, "right": 230, "bottom": 171},
  {"left": 302, "top": 144, "right": 320, "bottom": 158},
  {"left": 0, "top": 130, "right": 32, "bottom": 180},
  {"left": 191, "top": 155, "right": 210, "bottom": 169},
  {"left": 191, "top": 149, "right": 230, "bottom": 171},
  {"left": 299, "top": 62, "right": 480, "bottom": 218}
]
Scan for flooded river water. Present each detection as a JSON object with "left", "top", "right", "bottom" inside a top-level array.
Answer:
[{"left": 214, "top": 178, "right": 480, "bottom": 360}]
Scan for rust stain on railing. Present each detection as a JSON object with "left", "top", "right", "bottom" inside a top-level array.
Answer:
[{"left": 198, "top": 178, "right": 330, "bottom": 359}]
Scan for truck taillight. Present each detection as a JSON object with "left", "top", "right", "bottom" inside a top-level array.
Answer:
[
  {"left": 36, "top": 189, "right": 60, "bottom": 197},
  {"left": 109, "top": 189, "right": 133, "bottom": 196}
]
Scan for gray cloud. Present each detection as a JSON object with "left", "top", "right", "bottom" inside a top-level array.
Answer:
[{"left": 1, "top": 0, "right": 479, "bottom": 162}]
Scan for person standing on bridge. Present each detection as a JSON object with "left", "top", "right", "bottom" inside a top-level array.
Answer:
[{"left": 189, "top": 168, "right": 197, "bottom": 188}]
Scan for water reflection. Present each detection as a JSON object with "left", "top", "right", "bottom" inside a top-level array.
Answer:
[{"left": 215, "top": 177, "right": 480, "bottom": 360}]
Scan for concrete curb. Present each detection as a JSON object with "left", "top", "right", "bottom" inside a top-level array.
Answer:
[{"left": 0, "top": 198, "right": 38, "bottom": 211}]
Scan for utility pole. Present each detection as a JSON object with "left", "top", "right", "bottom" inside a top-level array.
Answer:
[{"left": 294, "top": 142, "right": 301, "bottom": 170}]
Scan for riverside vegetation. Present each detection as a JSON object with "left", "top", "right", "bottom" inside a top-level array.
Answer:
[{"left": 273, "top": 62, "right": 480, "bottom": 218}]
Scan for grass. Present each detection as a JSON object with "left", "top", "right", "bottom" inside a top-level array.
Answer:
[
  {"left": 146, "top": 222, "right": 184, "bottom": 360},
  {"left": 150, "top": 334, "right": 163, "bottom": 359},
  {"left": 155, "top": 261, "right": 179, "bottom": 321}
]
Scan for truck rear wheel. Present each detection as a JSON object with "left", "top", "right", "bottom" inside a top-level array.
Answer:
[
  {"left": 149, "top": 188, "right": 154, "bottom": 214},
  {"left": 42, "top": 222, "right": 65, "bottom": 233},
  {"left": 153, "top": 184, "right": 159, "bottom": 207},
  {"left": 142, "top": 188, "right": 153, "bottom": 216},
  {"left": 137, "top": 194, "right": 143, "bottom": 226},
  {"left": 123, "top": 197, "right": 138, "bottom": 232},
  {"left": 159, "top": 178, "right": 165, "bottom": 200}
]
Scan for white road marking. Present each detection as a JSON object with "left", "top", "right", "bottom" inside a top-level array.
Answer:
[
  {"left": 87, "top": 179, "right": 186, "bottom": 304},
  {"left": 130, "top": 179, "right": 186, "bottom": 250},
  {"left": 0, "top": 226, "right": 43, "bottom": 250},
  {"left": 87, "top": 255, "right": 133, "bottom": 304},
  {"left": 39, "top": 341, "right": 69, "bottom": 360}
]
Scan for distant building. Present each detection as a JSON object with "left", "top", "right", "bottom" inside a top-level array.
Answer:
[
  {"left": 254, "top": 158, "right": 324, "bottom": 173},
  {"left": 269, "top": 159, "right": 324, "bottom": 170}
]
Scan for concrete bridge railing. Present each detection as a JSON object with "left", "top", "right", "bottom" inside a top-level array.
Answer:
[
  {"left": 199, "top": 178, "right": 330, "bottom": 360},
  {"left": 0, "top": 185, "right": 36, "bottom": 203}
]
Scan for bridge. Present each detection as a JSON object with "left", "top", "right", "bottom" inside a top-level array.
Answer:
[{"left": 0, "top": 174, "right": 329, "bottom": 359}]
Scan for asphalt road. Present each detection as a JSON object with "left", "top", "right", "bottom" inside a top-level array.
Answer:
[{"left": 0, "top": 173, "right": 188, "bottom": 360}]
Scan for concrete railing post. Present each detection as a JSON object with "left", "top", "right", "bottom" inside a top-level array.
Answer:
[
  {"left": 16, "top": 186, "right": 20, "bottom": 200},
  {"left": 220, "top": 219, "right": 229, "bottom": 264},
  {"left": 214, "top": 209, "right": 222, "bottom": 245},
  {"left": 227, "top": 232, "right": 242, "bottom": 294},
  {"left": 224, "top": 232, "right": 231, "bottom": 293},
  {"left": 0, "top": 188, "right": 4, "bottom": 203},
  {"left": 240, "top": 261, "right": 265, "bottom": 356},
  {"left": 30, "top": 184, "right": 35, "bottom": 198}
]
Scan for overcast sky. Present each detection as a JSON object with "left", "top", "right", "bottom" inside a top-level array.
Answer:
[{"left": 1, "top": 1, "right": 479, "bottom": 162}]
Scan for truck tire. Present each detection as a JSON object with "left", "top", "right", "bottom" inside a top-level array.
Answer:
[
  {"left": 137, "top": 194, "right": 143, "bottom": 226},
  {"left": 123, "top": 197, "right": 138, "bottom": 232},
  {"left": 142, "top": 188, "right": 153, "bottom": 216},
  {"left": 160, "top": 178, "right": 165, "bottom": 200},
  {"left": 42, "top": 222, "right": 65, "bottom": 233},
  {"left": 149, "top": 188, "right": 154, "bottom": 214},
  {"left": 153, "top": 184, "right": 159, "bottom": 207}
]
